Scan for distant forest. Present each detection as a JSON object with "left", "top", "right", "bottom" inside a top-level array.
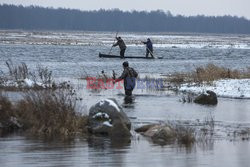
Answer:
[{"left": 1, "top": 4, "right": 250, "bottom": 34}]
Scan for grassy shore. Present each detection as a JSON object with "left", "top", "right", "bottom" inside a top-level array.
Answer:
[
  {"left": 0, "top": 89, "right": 88, "bottom": 137},
  {"left": 1, "top": 62, "right": 249, "bottom": 144},
  {"left": 166, "top": 64, "right": 250, "bottom": 86}
]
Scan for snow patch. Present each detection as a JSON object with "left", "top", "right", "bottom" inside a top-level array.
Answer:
[
  {"left": 23, "top": 78, "right": 35, "bottom": 87},
  {"left": 23, "top": 78, "right": 44, "bottom": 87},
  {"left": 2, "top": 78, "right": 45, "bottom": 88},
  {"left": 103, "top": 121, "right": 113, "bottom": 127},
  {"left": 99, "top": 99, "right": 120, "bottom": 112},
  {"left": 179, "top": 79, "right": 250, "bottom": 99},
  {"left": 92, "top": 112, "right": 110, "bottom": 119}
]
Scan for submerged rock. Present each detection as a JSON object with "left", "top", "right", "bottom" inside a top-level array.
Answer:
[
  {"left": 194, "top": 90, "right": 218, "bottom": 105},
  {"left": 136, "top": 124, "right": 195, "bottom": 145},
  {"left": 135, "top": 124, "right": 157, "bottom": 133},
  {"left": 88, "top": 99, "right": 131, "bottom": 138},
  {"left": 136, "top": 124, "right": 176, "bottom": 144}
]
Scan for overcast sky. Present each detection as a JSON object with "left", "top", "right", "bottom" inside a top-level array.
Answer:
[{"left": 1, "top": 0, "right": 250, "bottom": 19}]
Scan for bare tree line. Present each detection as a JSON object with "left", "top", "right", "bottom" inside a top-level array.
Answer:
[{"left": 1, "top": 4, "right": 250, "bottom": 33}]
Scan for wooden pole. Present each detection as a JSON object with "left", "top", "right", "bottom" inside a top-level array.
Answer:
[{"left": 108, "top": 31, "right": 118, "bottom": 55}]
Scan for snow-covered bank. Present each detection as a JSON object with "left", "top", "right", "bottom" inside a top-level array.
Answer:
[
  {"left": 179, "top": 79, "right": 250, "bottom": 99},
  {"left": 1, "top": 30, "right": 250, "bottom": 50},
  {"left": 2, "top": 78, "right": 47, "bottom": 88}
]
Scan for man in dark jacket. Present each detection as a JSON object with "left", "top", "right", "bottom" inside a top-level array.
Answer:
[
  {"left": 113, "top": 37, "right": 127, "bottom": 58},
  {"left": 114, "top": 61, "right": 138, "bottom": 96},
  {"left": 142, "top": 38, "right": 154, "bottom": 58}
]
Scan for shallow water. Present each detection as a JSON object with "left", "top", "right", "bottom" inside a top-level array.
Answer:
[
  {"left": 0, "top": 134, "right": 250, "bottom": 167},
  {"left": 1, "top": 44, "right": 250, "bottom": 77},
  {"left": 1, "top": 31, "right": 250, "bottom": 166}
]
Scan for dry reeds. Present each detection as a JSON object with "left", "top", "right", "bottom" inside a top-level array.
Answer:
[
  {"left": 0, "top": 92, "right": 14, "bottom": 123},
  {"left": 1, "top": 60, "right": 56, "bottom": 90},
  {"left": 175, "top": 125, "right": 195, "bottom": 145},
  {"left": 168, "top": 64, "right": 250, "bottom": 86},
  {"left": 16, "top": 89, "right": 88, "bottom": 136},
  {"left": 0, "top": 89, "right": 88, "bottom": 136},
  {"left": 37, "top": 65, "right": 53, "bottom": 86},
  {"left": 6, "top": 60, "right": 29, "bottom": 81},
  {"left": 192, "top": 64, "right": 241, "bottom": 83}
]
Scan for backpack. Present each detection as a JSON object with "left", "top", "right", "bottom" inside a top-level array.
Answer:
[
  {"left": 128, "top": 67, "right": 138, "bottom": 78},
  {"left": 125, "top": 67, "right": 138, "bottom": 90}
]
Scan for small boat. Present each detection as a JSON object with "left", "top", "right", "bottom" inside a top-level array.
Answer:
[{"left": 99, "top": 53, "right": 156, "bottom": 59}]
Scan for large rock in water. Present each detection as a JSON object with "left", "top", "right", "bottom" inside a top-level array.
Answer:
[
  {"left": 194, "top": 90, "right": 218, "bottom": 105},
  {"left": 88, "top": 99, "right": 131, "bottom": 138},
  {"left": 135, "top": 124, "right": 176, "bottom": 144}
]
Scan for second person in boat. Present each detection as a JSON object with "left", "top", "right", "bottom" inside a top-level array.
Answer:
[
  {"left": 113, "top": 36, "right": 127, "bottom": 58},
  {"left": 142, "top": 38, "right": 154, "bottom": 58}
]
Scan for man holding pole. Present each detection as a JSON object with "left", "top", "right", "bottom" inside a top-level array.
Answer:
[
  {"left": 113, "top": 36, "right": 127, "bottom": 58},
  {"left": 142, "top": 38, "right": 154, "bottom": 58}
]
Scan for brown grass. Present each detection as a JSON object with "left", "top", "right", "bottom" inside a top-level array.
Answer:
[
  {"left": 0, "top": 88, "right": 88, "bottom": 137},
  {"left": 167, "top": 64, "right": 250, "bottom": 86},
  {"left": 191, "top": 64, "right": 242, "bottom": 83},
  {"left": 6, "top": 60, "right": 29, "bottom": 81},
  {"left": 0, "top": 92, "right": 15, "bottom": 123},
  {"left": 36, "top": 65, "right": 53, "bottom": 86},
  {"left": 168, "top": 73, "right": 186, "bottom": 84},
  {"left": 0, "top": 92, "right": 20, "bottom": 134},
  {"left": 173, "top": 125, "right": 195, "bottom": 145},
  {"left": 16, "top": 89, "right": 88, "bottom": 136}
]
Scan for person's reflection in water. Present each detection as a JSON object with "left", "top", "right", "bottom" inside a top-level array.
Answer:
[{"left": 123, "top": 95, "right": 135, "bottom": 107}]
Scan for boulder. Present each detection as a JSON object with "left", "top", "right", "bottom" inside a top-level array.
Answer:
[
  {"left": 110, "top": 120, "right": 131, "bottom": 138},
  {"left": 136, "top": 124, "right": 195, "bottom": 145},
  {"left": 194, "top": 90, "right": 218, "bottom": 105},
  {"left": 138, "top": 124, "right": 176, "bottom": 144},
  {"left": 88, "top": 99, "right": 131, "bottom": 137},
  {"left": 135, "top": 124, "right": 157, "bottom": 133}
]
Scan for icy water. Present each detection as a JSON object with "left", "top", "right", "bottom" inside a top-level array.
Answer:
[{"left": 1, "top": 31, "right": 250, "bottom": 166}]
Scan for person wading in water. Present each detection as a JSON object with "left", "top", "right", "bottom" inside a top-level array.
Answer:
[
  {"left": 113, "top": 37, "right": 127, "bottom": 58},
  {"left": 114, "top": 61, "right": 138, "bottom": 96}
]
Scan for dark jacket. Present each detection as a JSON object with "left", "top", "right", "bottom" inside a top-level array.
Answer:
[
  {"left": 113, "top": 38, "right": 127, "bottom": 50},
  {"left": 143, "top": 39, "right": 153, "bottom": 51},
  {"left": 117, "top": 67, "right": 138, "bottom": 90}
]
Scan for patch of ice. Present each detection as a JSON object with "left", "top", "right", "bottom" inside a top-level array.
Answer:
[{"left": 179, "top": 79, "right": 250, "bottom": 99}]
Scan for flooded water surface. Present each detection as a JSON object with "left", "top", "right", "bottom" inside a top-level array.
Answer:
[{"left": 1, "top": 31, "right": 250, "bottom": 166}]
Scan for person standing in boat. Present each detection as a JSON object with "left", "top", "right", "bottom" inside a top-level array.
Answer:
[
  {"left": 113, "top": 37, "right": 127, "bottom": 58},
  {"left": 114, "top": 61, "right": 138, "bottom": 96},
  {"left": 142, "top": 38, "right": 154, "bottom": 58}
]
